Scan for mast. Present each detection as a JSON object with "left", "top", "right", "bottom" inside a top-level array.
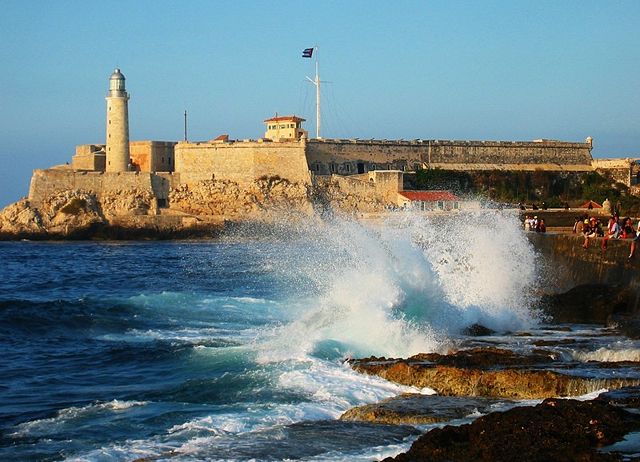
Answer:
[
  {"left": 315, "top": 56, "right": 320, "bottom": 139},
  {"left": 305, "top": 46, "right": 321, "bottom": 139}
]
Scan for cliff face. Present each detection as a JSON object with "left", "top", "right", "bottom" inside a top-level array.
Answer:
[
  {"left": 4, "top": 174, "right": 395, "bottom": 239},
  {"left": 0, "top": 191, "right": 103, "bottom": 238},
  {"left": 169, "top": 177, "right": 314, "bottom": 218}
]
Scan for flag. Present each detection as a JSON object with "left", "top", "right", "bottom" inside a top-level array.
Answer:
[{"left": 302, "top": 48, "right": 314, "bottom": 58}]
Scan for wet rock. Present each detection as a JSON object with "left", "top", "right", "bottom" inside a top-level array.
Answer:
[
  {"left": 533, "top": 338, "right": 579, "bottom": 346},
  {"left": 607, "top": 314, "right": 640, "bottom": 340},
  {"left": 350, "top": 348, "right": 640, "bottom": 399},
  {"left": 340, "top": 394, "right": 507, "bottom": 425},
  {"left": 383, "top": 398, "right": 640, "bottom": 462},
  {"left": 597, "top": 386, "right": 640, "bottom": 409},
  {"left": 541, "top": 284, "right": 634, "bottom": 324},
  {"left": 462, "top": 324, "right": 495, "bottom": 336},
  {"left": 408, "top": 347, "right": 557, "bottom": 368}
]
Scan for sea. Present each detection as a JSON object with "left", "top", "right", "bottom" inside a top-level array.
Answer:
[{"left": 2, "top": 211, "right": 640, "bottom": 461}]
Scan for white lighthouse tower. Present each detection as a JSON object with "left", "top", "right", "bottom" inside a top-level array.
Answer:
[{"left": 105, "top": 68, "right": 130, "bottom": 172}]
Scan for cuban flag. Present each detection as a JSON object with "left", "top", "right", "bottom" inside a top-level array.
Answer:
[{"left": 302, "top": 48, "right": 314, "bottom": 58}]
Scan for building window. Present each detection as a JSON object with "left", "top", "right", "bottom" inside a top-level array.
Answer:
[{"left": 437, "top": 201, "right": 444, "bottom": 209}]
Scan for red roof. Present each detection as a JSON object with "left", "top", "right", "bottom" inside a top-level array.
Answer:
[
  {"left": 399, "top": 191, "right": 460, "bottom": 202},
  {"left": 264, "top": 115, "right": 306, "bottom": 123},
  {"left": 579, "top": 200, "right": 602, "bottom": 209}
]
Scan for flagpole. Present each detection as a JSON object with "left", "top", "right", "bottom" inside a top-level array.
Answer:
[
  {"left": 315, "top": 47, "right": 320, "bottom": 139},
  {"left": 305, "top": 46, "right": 321, "bottom": 139}
]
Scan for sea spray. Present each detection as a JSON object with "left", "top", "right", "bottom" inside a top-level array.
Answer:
[{"left": 254, "top": 208, "right": 540, "bottom": 362}]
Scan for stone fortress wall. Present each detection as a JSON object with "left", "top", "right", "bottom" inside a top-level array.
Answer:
[
  {"left": 306, "top": 138, "right": 594, "bottom": 175},
  {"left": 592, "top": 158, "right": 640, "bottom": 186},
  {"left": 28, "top": 168, "right": 178, "bottom": 207},
  {"left": 174, "top": 139, "right": 311, "bottom": 186}
]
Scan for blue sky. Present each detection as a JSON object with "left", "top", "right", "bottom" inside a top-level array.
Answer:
[{"left": 1, "top": 0, "right": 639, "bottom": 207}]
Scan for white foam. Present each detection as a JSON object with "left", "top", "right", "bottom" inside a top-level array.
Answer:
[
  {"left": 275, "top": 359, "right": 434, "bottom": 413},
  {"left": 572, "top": 347, "right": 640, "bottom": 363},
  {"left": 11, "top": 400, "right": 148, "bottom": 437}
]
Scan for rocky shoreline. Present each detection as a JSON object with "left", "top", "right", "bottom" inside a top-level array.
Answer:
[
  {"left": 339, "top": 228, "right": 640, "bottom": 461},
  {"left": 344, "top": 333, "right": 640, "bottom": 461},
  {"left": 382, "top": 394, "right": 640, "bottom": 462}
]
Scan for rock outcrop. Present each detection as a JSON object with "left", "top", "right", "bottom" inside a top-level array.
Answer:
[
  {"left": 1, "top": 176, "right": 320, "bottom": 239},
  {"left": 383, "top": 398, "right": 640, "bottom": 462},
  {"left": 340, "top": 394, "right": 507, "bottom": 425},
  {"left": 0, "top": 198, "right": 45, "bottom": 235},
  {"left": 349, "top": 348, "right": 640, "bottom": 399},
  {"left": 541, "top": 283, "right": 635, "bottom": 324},
  {"left": 0, "top": 189, "right": 222, "bottom": 239},
  {"left": 310, "top": 177, "right": 389, "bottom": 214},
  {"left": 100, "top": 188, "right": 157, "bottom": 218},
  {"left": 169, "top": 177, "right": 313, "bottom": 218},
  {"left": 0, "top": 191, "right": 105, "bottom": 238}
]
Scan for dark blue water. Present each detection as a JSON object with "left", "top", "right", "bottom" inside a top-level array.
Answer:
[{"left": 0, "top": 241, "right": 422, "bottom": 461}]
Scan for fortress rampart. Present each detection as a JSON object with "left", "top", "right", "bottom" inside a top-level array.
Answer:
[
  {"left": 306, "top": 139, "right": 594, "bottom": 175},
  {"left": 592, "top": 158, "right": 639, "bottom": 186},
  {"left": 174, "top": 139, "right": 311, "bottom": 185},
  {"left": 28, "top": 168, "right": 178, "bottom": 207}
]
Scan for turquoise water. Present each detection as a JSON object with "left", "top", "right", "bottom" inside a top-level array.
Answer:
[{"left": 0, "top": 213, "right": 548, "bottom": 460}]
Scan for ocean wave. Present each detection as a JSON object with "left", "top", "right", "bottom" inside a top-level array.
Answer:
[
  {"left": 252, "top": 210, "right": 538, "bottom": 361},
  {"left": 10, "top": 400, "right": 149, "bottom": 438}
]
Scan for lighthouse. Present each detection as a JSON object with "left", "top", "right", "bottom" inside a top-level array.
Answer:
[{"left": 105, "top": 68, "right": 130, "bottom": 172}]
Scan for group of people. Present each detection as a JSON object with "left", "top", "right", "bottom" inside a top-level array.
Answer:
[
  {"left": 523, "top": 215, "right": 547, "bottom": 233},
  {"left": 573, "top": 214, "right": 640, "bottom": 258}
]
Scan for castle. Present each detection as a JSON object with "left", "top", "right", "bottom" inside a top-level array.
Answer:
[{"left": 26, "top": 69, "right": 639, "bottom": 211}]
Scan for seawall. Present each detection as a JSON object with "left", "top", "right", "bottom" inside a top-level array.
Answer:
[{"left": 528, "top": 232, "right": 640, "bottom": 324}]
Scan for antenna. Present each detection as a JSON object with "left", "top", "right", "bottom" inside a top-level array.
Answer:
[
  {"left": 184, "top": 110, "right": 188, "bottom": 141},
  {"left": 305, "top": 46, "right": 321, "bottom": 139}
]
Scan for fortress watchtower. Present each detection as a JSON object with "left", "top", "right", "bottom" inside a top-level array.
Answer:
[
  {"left": 105, "top": 68, "right": 130, "bottom": 172},
  {"left": 264, "top": 115, "right": 307, "bottom": 141}
]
